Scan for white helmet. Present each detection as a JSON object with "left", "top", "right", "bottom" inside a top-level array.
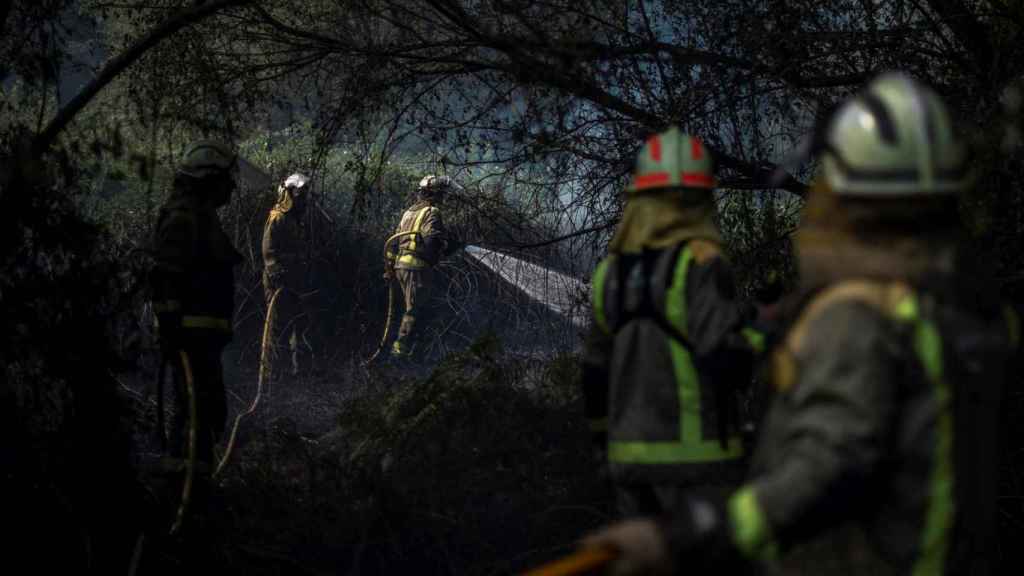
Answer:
[
  {"left": 284, "top": 173, "right": 310, "bottom": 190},
  {"left": 418, "top": 174, "right": 453, "bottom": 194},
  {"left": 821, "top": 72, "right": 971, "bottom": 196}
]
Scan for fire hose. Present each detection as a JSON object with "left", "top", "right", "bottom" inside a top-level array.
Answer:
[
  {"left": 213, "top": 287, "right": 281, "bottom": 479},
  {"left": 169, "top": 349, "right": 197, "bottom": 536},
  {"left": 520, "top": 547, "right": 616, "bottom": 576},
  {"left": 365, "top": 230, "right": 422, "bottom": 365}
]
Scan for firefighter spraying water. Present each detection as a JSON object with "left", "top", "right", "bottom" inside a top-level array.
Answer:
[{"left": 368, "top": 176, "right": 592, "bottom": 365}]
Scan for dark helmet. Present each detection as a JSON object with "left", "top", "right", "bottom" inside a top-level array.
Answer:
[{"left": 177, "top": 140, "right": 237, "bottom": 179}]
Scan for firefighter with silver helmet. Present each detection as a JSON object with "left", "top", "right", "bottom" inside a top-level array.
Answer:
[
  {"left": 262, "top": 172, "right": 314, "bottom": 377},
  {"left": 150, "top": 140, "right": 242, "bottom": 471},
  {"left": 386, "top": 174, "right": 460, "bottom": 360},
  {"left": 580, "top": 73, "right": 1018, "bottom": 576},
  {"left": 582, "top": 127, "right": 763, "bottom": 521}
]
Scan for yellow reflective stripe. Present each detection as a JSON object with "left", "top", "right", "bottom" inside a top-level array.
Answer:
[
  {"left": 153, "top": 300, "right": 182, "bottom": 313},
  {"left": 588, "top": 418, "right": 608, "bottom": 433},
  {"left": 608, "top": 245, "right": 743, "bottom": 464},
  {"left": 741, "top": 327, "right": 766, "bottom": 354},
  {"left": 911, "top": 319, "right": 953, "bottom": 576},
  {"left": 591, "top": 258, "right": 612, "bottom": 334},
  {"left": 1004, "top": 305, "right": 1020, "bottom": 349},
  {"left": 910, "top": 320, "right": 953, "bottom": 575},
  {"left": 396, "top": 254, "right": 428, "bottom": 268},
  {"left": 728, "top": 486, "right": 779, "bottom": 562},
  {"left": 608, "top": 435, "right": 743, "bottom": 463},
  {"left": 407, "top": 206, "right": 432, "bottom": 253},
  {"left": 181, "top": 316, "right": 231, "bottom": 331},
  {"left": 893, "top": 293, "right": 954, "bottom": 576},
  {"left": 664, "top": 245, "right": 693, "bottom": 338}
]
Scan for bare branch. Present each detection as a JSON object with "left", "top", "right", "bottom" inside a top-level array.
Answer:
[{"left": 35, "top": 0, "right": 251, "bottom": 153}]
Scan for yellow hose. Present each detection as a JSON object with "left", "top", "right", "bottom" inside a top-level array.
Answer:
[
  {"left": 214, "top": 287, "right": 281, "bottom": 479},
  {"left": 366, "top": 280, "right": 395, "bottom": 366},
  {"left": 365, "top": 231, "right": 420, "bottom": 365},
  {"left": 520, "top": 547, "right": 616, "bottom": 576},
  {"left": 169, "top": 349, "right": 197, "bottom": 536},
  {"left": 382, "top": 230, "right": 421, "bottom": 264}
]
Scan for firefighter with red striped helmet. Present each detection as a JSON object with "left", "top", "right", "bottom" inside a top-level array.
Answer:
[
  {"left": 581, "top": 127, "right": 763, "bottom": 521},
  {"left": 579, "top": 73, "right": 1016, "bottom": 576}
]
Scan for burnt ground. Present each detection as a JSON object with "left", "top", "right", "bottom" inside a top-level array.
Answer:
[{"left": 115, "top": 329, "right": 612, "bottom": 576}]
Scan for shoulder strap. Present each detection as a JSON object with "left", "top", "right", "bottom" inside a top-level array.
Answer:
[
  {"left": 591, "top": 256, "right": 614, "bottom": 334},
  {"left": 593, "top": 243, "right": 696, "bottom": 349},
  {"left": 407, "top": 206, "right": 433, "bottom": 253},
  {"left": 785, "top": 279, "right": 914, "bottom": 354}
]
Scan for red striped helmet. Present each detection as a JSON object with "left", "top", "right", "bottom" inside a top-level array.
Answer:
[{"left": 627, "top": 127, "right": 715, "bottom": 193}]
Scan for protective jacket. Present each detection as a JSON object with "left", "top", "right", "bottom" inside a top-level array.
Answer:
[
  {"left": 150, "top": 187, "right": 241, "bottom": 463},
  {"left": 583, "top": 237, "right": 760, "bottom": 487},
  {"left": 262, "top": 202, "right": 306, "bottom": 288},
  {"left": 393, "top": 201, "right": 448, "bottom": 270},
  {"left": 151, "top": 192, "right": 241, "bottom": 335},
  {"left": 261, "top": 198, "right": 314, "bottom": 375},
  {"left": 669, "top": 209, "right": 1019, "bottom": 573}
]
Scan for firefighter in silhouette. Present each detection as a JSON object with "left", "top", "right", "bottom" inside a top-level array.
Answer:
[
  {"left": 150, "top": 140, "right": 242, "bottom": 469},
  {"left": 387, "top": 174, "right": 460, "bottom": 360},
  {"left": 581, "top": 73, "right": 1018, "bottom": 576},
  {"left": 262, "top": 173, "right": 314, "bottom": 377},
  {"left": 582, "top": 127, "right": 763, "bottom": 519}
]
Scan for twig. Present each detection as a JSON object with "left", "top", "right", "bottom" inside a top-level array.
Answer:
[{"left": 36, "top": 0, "right": 251, "bottom": 153}]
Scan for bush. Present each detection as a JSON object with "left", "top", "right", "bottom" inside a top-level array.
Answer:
[{"left": 219, "top": 336, "right": 613, "bottom": 575}]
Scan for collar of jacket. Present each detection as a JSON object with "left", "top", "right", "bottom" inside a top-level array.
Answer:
[
  {"left": 272, "top": 185, "right": 297, "bottom": 213},
  {"left": 793, "top": 177, "right": 961, "bottom": 297},
  {"left": 608, "top": 189, "right": 722, "bottom": 254},
  {"left": 409, "top": 200, "right": 435, "bottom": 212}
]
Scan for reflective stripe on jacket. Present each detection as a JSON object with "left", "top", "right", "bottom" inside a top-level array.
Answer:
[
  {"left": 393, "top": 202, "right": 446, "bottom": 269},
  {"left": 262, "top": 206, "right": 305, "bottom": 282},
  {"left": 726, "top": 280, "right": 1013, "bottom": 574},
  {"left": 150, "top": 193, "right": 240, "bottom": 334},
  {"left": 583, "top": 239, "right": 754, "bottom": 484}
]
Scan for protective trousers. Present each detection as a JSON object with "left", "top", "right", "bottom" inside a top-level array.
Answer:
[
  {"left": 392, "top": 268, "right": 435, "bottom": 358},
  {"left": 263, "top": 270, "right": 313, "bottom": 377},
  {"left": 169, "top": 335, "right": 227, "bottom": 466}
]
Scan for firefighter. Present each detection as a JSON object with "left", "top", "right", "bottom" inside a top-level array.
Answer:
[
  {"left": 388, "top": 174, "right": 460, "bottom": 360},
  {"left": 582, "top": 127, "right": 763, "bottom": 519},
  {"left": 581, "top": 73, "right": 1017, "bottom": 575},
  {"left": 262, "top": 172, "right": 314, "bottom": 377},
  {"left": 150, "top": 140, "right": 242, "bottom": 470}
]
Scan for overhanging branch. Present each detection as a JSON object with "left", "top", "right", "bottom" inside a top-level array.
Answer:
[{"left": 35, "top": 0, "right": 251, "bottom": 154}]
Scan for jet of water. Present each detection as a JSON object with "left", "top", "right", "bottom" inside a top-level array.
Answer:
[{"left": 463, "top": 245, "right": 589, "bottom": 328}]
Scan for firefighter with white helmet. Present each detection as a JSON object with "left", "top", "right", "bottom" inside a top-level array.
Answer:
[
  {"left": 262, "top": 172, "right": 314, "bottom": 377},
  {"left": 385, "top": 174, "right": 460, "bottom": 361},
  {"left": 579, "top": 72, "right": 1017, "bottom": 576}
]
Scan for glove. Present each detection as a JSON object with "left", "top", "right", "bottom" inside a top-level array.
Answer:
[
  {"left": 581, "top": 518, "right": 672, "bottom": 576},
  {"left": 157, "top": 311, "right": 183, "bottom": 354},
  {"left": 442, "top": 237, "right": 466, "bottom": 257},
  {"left": 581, "top": 498, "right": 740, "bottom": 576},
  {"left": 658, "top": 497, "right": 749, "bottom": 574}
]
